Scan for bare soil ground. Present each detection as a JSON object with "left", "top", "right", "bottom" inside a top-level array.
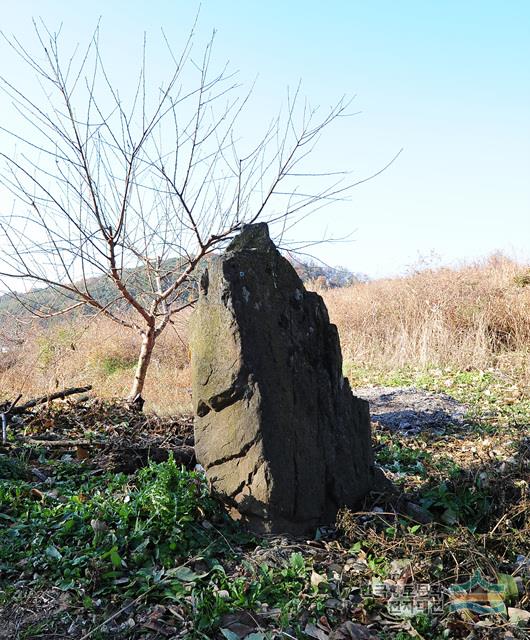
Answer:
[{"left": 355, "top": 387, "right": 467, "bottom": 435}]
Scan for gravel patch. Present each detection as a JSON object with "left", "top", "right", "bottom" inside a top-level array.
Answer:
[{"left": 353, "top": 386, "right": 467, "bottom": 435}]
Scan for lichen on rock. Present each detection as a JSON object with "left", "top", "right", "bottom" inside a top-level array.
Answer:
[{"left": 190, "top": 223, "right": 388, "bottom": 534}]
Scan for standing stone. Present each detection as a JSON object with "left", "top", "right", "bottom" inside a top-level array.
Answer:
[{"left": 190, "top": 223, "right": 386, "bottom": 534}]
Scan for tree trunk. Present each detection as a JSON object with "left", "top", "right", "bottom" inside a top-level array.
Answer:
[{"left": 129, "top": 327, "right": 156, "bottom": 400}]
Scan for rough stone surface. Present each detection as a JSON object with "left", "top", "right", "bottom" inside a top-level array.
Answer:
[{"left": 190, "top": 223, "right": 386, "bottom": 534}]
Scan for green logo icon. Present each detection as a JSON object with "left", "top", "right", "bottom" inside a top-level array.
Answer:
[{"left": 449, "top": 570, "right": 506, "bottom": 616}]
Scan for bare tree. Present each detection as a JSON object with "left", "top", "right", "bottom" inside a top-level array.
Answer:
[{"left": 0, "top": 22, "right": 395, "bottom": 401}]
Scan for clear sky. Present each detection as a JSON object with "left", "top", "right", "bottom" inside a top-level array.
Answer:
[{"left": 0, "top": 1, "right": 529, "bottom": 278}]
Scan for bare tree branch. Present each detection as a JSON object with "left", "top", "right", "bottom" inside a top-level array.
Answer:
[{"left": 0, "top": 22, "right": 396, "bottom": 400}]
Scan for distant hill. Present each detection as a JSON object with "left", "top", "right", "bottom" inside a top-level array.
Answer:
[
  {"left": 0, "top": 255, "right": 363, "bottom": 322},
  {"left": 288, "top": 256, "right": 367, "bottom": 288},
  {"left": 0, "top": 256, "right": 197, "bottom": 320}
]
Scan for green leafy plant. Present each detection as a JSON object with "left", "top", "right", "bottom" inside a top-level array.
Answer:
[
  {"left": 376, "top": 440, "right": 431, "bottom": 476},
  {"left": 0, "top": 455, "right": 229, "bottom": 596},
  {"left": 420, "top": 480, "right": 491, "bottom": 528}
]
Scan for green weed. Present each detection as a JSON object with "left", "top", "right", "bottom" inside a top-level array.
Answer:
[
  {"left": 0, "top": 455, "right": 228, "bottom": 596},
  {"left": 98, "top": 354, "right": 137, "bottom": 375},
  {"left": 376, "top": 439, "right": 431, "bottom": 476},
  {"left": 0, "top": 456, "right": 334, "bottom": 636},
  {"left": 419, "top": 480, "right": 491, "bottom": 529}
]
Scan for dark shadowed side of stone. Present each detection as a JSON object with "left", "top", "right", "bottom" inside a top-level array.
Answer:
[{"left": 190, "top": 223, "right": 386, "bottom": 534}]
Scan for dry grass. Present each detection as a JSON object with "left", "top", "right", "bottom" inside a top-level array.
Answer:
[
  {"left": 323, "top": 254, "right": 530, "bottom": 379},
  {"left": 2, "top": 254, "right": 530, "bottom": 409},
  {"left": 0, "top": 312, "right": 192, "bottom": 414}
]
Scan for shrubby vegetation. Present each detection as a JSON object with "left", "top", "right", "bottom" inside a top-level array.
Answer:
[{"left": 1, "top": 253, "right": 529, "bottom": 638}]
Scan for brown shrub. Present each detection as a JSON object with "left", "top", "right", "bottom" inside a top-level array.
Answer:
[
  {"left": 0, "top": 311, "right": 192, "bottom": 413},
  {"left": 323, "top": 254, "right": 530, "bottom": 375}
]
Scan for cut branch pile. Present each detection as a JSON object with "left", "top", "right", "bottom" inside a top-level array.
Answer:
[{"left": 1, "top": 395, "right": 195, "bottom": 472}]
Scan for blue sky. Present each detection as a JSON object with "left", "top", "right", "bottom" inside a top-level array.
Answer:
[{"left": 1, "top": 1, "right": 529, "bottom": 278}]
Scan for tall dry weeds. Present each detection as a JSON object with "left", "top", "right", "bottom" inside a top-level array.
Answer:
[
  {"left": 2, "top": 254, "right": 530, "bottom": 409},
  {"left": 0, "top": 312, "right": 192, "bottom": 413},
  {"left": 323, "top": 254, "right": 530, "bottom": 376}
]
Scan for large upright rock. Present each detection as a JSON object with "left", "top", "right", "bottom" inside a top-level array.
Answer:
[{"left": 190, "top": 223, "right": 385, "bottom": 533}]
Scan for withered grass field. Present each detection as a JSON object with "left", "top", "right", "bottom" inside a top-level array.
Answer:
[
  {"left": 325, "top": 254, "right": 530, "bottom": 376},
  {"left": 2, "top": 254, "right": 530, "bottom": 410}
]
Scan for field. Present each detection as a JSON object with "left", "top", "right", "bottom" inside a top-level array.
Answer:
[
  {"left": 3, "top": 254, "right": 530, "bottom": 409},
  {"left": 0, "top": 255, "right": 529, "bottom": 639}
]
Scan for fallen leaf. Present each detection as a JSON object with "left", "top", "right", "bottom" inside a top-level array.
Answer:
[
  {"left": 324, "top": 598, "right": 343, "bottom": 609},
  {"left": 76, "top": 445, "right": 89, "bottom": 460},
  {"left": 318, "top": 616, "right": 332, "bottom": 631},
  {"left": 390, "top": 558, "right": 413, "bottom": 583},
  {"left": 142, "top": 620, "right": 173, "bottom": 637},
  {"left": 304, "top": 622, "right": 329, "bottom": 640},
  {"left": 508, "top": 607, "right": 530, "bottom": 623},
  {"left": 404, "top": 501, "right": 433, "bottom": 524},
  {"left": 219, "top": 612, "right": 258, "bottom": 639},
  {"left": 90, "top": 519, "right": 108, "bottom": 533},
  {"left": 329, "top": 622, "right": 379, "bottom": 640},
  {"left": 311, "top": 569, "right": 327, "bottom": 588}
]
